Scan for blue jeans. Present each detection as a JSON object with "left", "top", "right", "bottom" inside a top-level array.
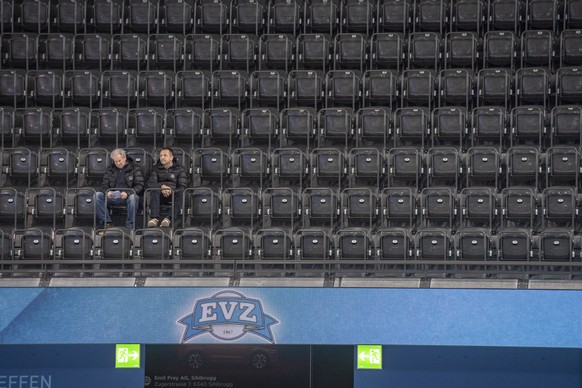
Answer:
[{"left": 95, "top": 192, "right": 139, "bottom": 228}]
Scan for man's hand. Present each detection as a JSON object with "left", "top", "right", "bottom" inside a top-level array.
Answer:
[
  {"left": 120, "top": 192, "right": 128, "bottom": 199},
  {"left": 107, "top": 191, "right": 114, "bottom": 199},
  {"left": 161, "top": 184, "right": 172, "bottom": 197}
]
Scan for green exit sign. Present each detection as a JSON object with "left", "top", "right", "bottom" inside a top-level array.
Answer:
[
  {"left": 115, "top": 344, "right": 141, "bottom": 368},
  {"left": 357, "top": 345, "right": 382, "bottom": 369}
]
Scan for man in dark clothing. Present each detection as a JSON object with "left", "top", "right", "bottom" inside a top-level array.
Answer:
[
  {"left": 95, "top": 148, "right": 144, "bottom": 228},
  {"left": 147, "top": 147, "right": 189, "bottom": 228}
]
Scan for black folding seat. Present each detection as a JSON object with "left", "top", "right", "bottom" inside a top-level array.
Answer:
[
  {"left": 509, "top": 105, "right": 545, "bottom": 147},
  {"left": 221, "top": 34, "right": 258, "bottom": 71},
  {"left": 164, "top": 108, "right": 203, "bottom": 149},
  {"left": 125, "top": 147, "right": 153, "bottom": 179},
  {"left": 444, "top": 31, "right": 480, "bottom": 70},
  {"left": 19, "top": 0, "right": 50, "bottom": 32},
  {"left": 414, "top": 227, "right": 453, "bottom": 274},
  {"left": 90, "top": 107, "right": 128, "bottom": 147},
  {"left": 501, "top": 186, "right": 538, "bottom": 228},
  {"left": 241, "top": 107, "right": 279, "bottom": 146},
  {"left": 185, "top": 34, "right": 220, "bottom": 71},
  {"left": 0, "top": 188, "right": 27, "bottom": 230},
  {"left": 342, "top": 0, "right": 376, "bottom": 33},
  {"left": 28, "top": 70, "right": 64, "bottom": 107},
  {"left": 77, "top": 147, "right": 110, "bottom": 187},
  {"left": 112, "top": 34, "right": 148, "bottom": 70},
  {"left": 310, "top": 147, "right": 345, "bottom": 186},
  {"left": 162, "top": 0, "right": 195, "bottom": 33},
  {"left": 192, "top": 147, "right": 230, "bottom": 188},
  {"left": 279, "top": 107, "right": 317, "bottom": 146},
  {"left": 438, "top": 68, "right": 475, "bottom": 108},
  {"left": 137, "top": 70, "right": 174, "bottom": 108},
  {"left": 253, "top": 228, "right": 293, "bottom": 273},
  {"left": 362, "top": 70, "right": 398, "bottom": 108},
  {"left": 1, "top": 33, "right": 38, "bottom": 70},
  {"left": 471, "top": 106, "right": 507, "bottom": 148},
  {"left": 317, "top": 107, "right": 354, "bottom": 146},
  {"left": 296, "top": 33, "right": 332, "bottom": 71},
  {"left": 535, "top": 229, "right": 574, "bottom": 277},
  {"left": 93, "top": 228, "right": 134, "bottom": 275},
  {"left": 64, "top": 70, "right": 100, "bottom": 108},
  {"left": 294, "top": 228, "right": 333, "bottom": 275},
  {"left": 39, "top": 147, "right": 77, "bottom": 188},
  {"left": 355, "top": 107, "right": 391, "bottom": 147},
  {"left": 91, "top": 0, "right": 124, "bottom": 33},
  {"left": 249, "top": 71, "right": 286, "bottom": 108},
  {"left": 196, "top": 0, "right": 230, "bottom": 33},
  {"left": 347, "top": 147, "right": 385, "bottom": 188},
  {"left": 12, "top": 228, "right": 53, "bottom": 276},
  {"left": 172, "top": 228, "right": 211, "bottom": 274},
  {"left": 54, "top": 0, "right": 87, "bottom": 34},
  {"left": 340, "top": 188, "right": 378, "bottom": 228},
  {"left": 426, "top": 146, "right": 462, "bottom": 188},
  {"left": 378, "top": 0, "right": 411, "bottom": 32},
  {"left": 175, "top": 70, "right": 211, "bottom": 108},
  {"left": 54, "top": 107, "right": 91, "bottom": 148},
  {"left": 64, "top": 187, "right": 97, "bottom": 228},
  {"left": 545, "top": 146, "right": 580, "bottom": 189},
  {"left": 400, "top": 69, "right": 437, "bottom": 108},
  {"left": 203, "top": 107, "right": 241, "bottom": 146},
  {"left": 128, "top": 107, "right": 165, "bottom": 148},
  {"left": 1, "top": 148, "right": 39, "bottom": 189},
  {"left": 465, "top": 146, "right": 502, "bottom": 189},
  {"left": 386, "top": 147, "right": 423, "bottom": 189},
  {"left": 541, "top": 187, "right": 578, "bottom": 228},
  {"left": 258, "top": 35, "right": 294, "bottom": 71},
  {"left": 74, "top": 34, "right": 111, "bottom": 71},
  {"left": 211, "top": 70, "right": 248, "bottom": 109},
  {"left": 262, "top": 187, "right": 301, "bottom": 227},
  {"left": 101, "top": 71, "right": 137, "bottom": 109},
  {"left": 381, "top": 187, "right": 417, "bottom": 228},
  {"left": 374, "top": 227, "right": 412, "bottom": 266},
  {"left": 430, "top": 106, "right": 468, "bottom": 148},
  {"left": 420, "top": 186, "right": 458, "bottom": 228},
  {"left": 550, "top": 105, "right": 582, "bottom": 147},
  {"left": 271, "top": 147, "right": 309, "bottom": 186},
  {"left": 0, "top": 107, "right": 14, "bottom": 148},
  {"left": 38, "top": 33, "right": 74, "bottom": 70},
  {"left": 324, "top": 70, "right": 361, "bottom": 110},
  {"left": 515, "top": 67, "right": 552, "bottom": 107},
  {"left": 26, "top": 187, "right": 66, "bottom": 229},
  {"left": 413, "top": 0, "right": 449, "bottom": 33},
  {"left": 487, "top": 0, "right": 524, "bottom": 32},
  {"left": 555, "top": 67, "right": 582, "bottom": 106},
  {"left": 476, "top": 68, "right": 512, "bottom": 109},
  {"left": 496, "top": 228, "right": 532, "bottom": 270},
  {"left": 0, "top": 70, "right": 27, "bottom": 107},
  {"left": 520, "top": 29, "right": 555, "bottom": 69},
  {"left": 526, "top": 0, "right": 560, "bottom": 30},
  {"left": 222, "top": 188, "right": 261, "bottom": 227},
  {"left": 451, "top": 0, "right": 485, "bottom": 32},
  {"left": 565, "top": 0, "right": 582, "bottom": 29},
  {"left": 460, "top": 187, "right": 498, "bottom": 228},
  {"left": 559, "top": 29, "right": 582, "bottom": 67},
  {"left": 126, "top": 0, "right": 158, "bottom": 33},
  {"left": 305, "top": 0, "right": 340, "bottom": 34},
  {"left": 183, "top": 187, "right": 221, "bottom": 228},
  {"left": 370, "top": 33, "right": 406, "bottom": 71},
  {"left": 483, "top": 31, "right": 517, "bottom": 69},
  {"left": 393, "top": 106, "right": 430, "bottom": 149},
  {"left": 133, "top": 229, "right": 172, "bottom": 275},
  {"left": 407, "top": 32, "right": 442, "bottom": 70},
  {"left": 14, "top": 107, "right": 54, "bottom": 146},
  {"left": 52, "top": 227, "right": 94, "bottom": 275},
  {"left": 288, "top": 70, "right": 325, "bottom": 108},
  {"left": 505, "top": 146, "right": 541, "bottom": 188},
  {"left": 231, "top": 147, "right": 270, "bottom": 188},
  {"left": 232, "top": 0, "right": 266, "bottom": 33},
  {"left": 268, "top": 0, "right": 303, "bottom": 34},
  {"left": 454, "top": 227, "right": 492, "bottom": 275},
  {"left": 0, "top": 0, "right": 14, "bottom": 32},
  {"left": 302, "top": 187, "right": 340, "bottom": 227},
  {"left": 333, "top": 34, "right": 368, "bottom": 71},
  {"left": 147, "top": 34, "right": 184, "bottom": 71},
  {"left": 334, "top": 227, "right": 373, "bottom": 275}
]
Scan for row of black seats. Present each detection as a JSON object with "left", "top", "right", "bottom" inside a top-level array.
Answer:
[
  {"left": 0, "top": 145, "right": 580, "bottom": 190},
  {"left": 1, "top": 225, "right": 581, "bottom": 279},
  {"left": 2, "top": 30, "right": 582, "bottom": 73},
  {"left": 2, "top": 0, "right": 580, "bottom": 36}
]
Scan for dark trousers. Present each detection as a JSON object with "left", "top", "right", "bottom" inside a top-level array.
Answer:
[{"left": 149, "top": 189, "right": 183, "bottom": 222}]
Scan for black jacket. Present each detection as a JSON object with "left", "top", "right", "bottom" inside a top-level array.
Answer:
[
  {"left": 99, "top": 156, "right": 145, "bottom": 195},
  {"left": 147, "top": 157, "right": 189, "bottom": 192}
]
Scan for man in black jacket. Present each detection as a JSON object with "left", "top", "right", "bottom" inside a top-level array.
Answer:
[
  {"left": 95, "top": 148, "right": 144, "bottom": 228},
  {"left": 147, "top": 147, "right": 189, "bottom": 228}
]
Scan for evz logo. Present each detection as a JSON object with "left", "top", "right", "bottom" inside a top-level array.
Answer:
[{"left": 178, "top": 291, "right": 279, "bottom": 343}]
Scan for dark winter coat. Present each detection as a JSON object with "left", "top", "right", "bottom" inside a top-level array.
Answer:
[
  {"left": 147, "top": 157, "right": 189, "bottom": 193},
  {"left": 99, "top": 156, "right": 145, "bottom": 195}
]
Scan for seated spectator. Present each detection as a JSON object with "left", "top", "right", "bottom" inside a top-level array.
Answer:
[
  {"left": 147, "top": 147, "right": 188, "bottom": 228},
  {"left": 95, "top": 148, "right": 144, "bottom": 228}
]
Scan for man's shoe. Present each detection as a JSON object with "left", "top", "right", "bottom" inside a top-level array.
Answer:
[
  {"left": 160, "top": 217, "right": 171, "bottom": 227},
  {"left": 148, "top": 218, "right": 159, "bottom": 227},
  {"left": 106, "top": 222, "right": 114, "bottom": 229}
]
